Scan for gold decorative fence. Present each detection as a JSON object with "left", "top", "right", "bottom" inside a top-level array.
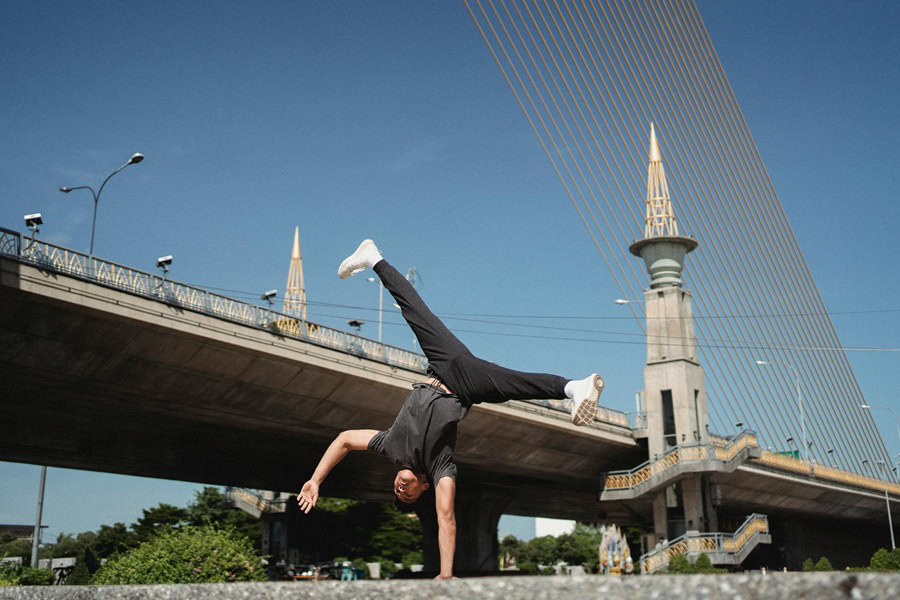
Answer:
[
  {"left": 754, "top": 450, "right": 900, "bottom": 497},
  {"left": 604, "top": 431, "right": 758, "bottom": 492},
  {"left": 640, "top": 514, "right": 769, "bottom": 574}
]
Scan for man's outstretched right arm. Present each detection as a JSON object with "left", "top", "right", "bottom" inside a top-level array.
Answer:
[{"left": 297, "top": 429, "right": 377, "bottom": 513}]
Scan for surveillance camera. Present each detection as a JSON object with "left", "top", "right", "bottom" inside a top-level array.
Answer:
[
  {"left": 24, "top": 213, "right": 43, "bottom": 228},
  {"left": 157, "top": 255, "right": 173, "bottom": 268},
  {"left": 261, "top": 289, "right": 277, "bottom": 301}
]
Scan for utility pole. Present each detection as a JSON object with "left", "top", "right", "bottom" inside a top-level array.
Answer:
[{"left": 31, "top": 466, "right": 47, "bottom": 567}]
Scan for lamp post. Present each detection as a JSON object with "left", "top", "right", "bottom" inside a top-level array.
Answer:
[
  {"left": 860, "top": 403, "right": 900, "bottom": 450},
  {"left": 366, "top": 277, "right": 384, "bottom": 343},
  {"left": 756, "top": 359, "right": 807, "bottom": 462},
  {"left": 59, "top": 152, "right": 144, "bottom": 257},
  {"left": 876, "top": 460, "right": 896, "bottom": 550}
]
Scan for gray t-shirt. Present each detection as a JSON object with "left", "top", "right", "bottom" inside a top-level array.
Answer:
[{"left": 368, "top": 383, "right": 469, "bottom": 484}]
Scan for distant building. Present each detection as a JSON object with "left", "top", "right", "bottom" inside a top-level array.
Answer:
[{"left": 0, "top": 524, "right": 45, "bottom": 540}]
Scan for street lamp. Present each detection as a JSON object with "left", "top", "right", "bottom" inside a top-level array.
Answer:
[
  {"left": 876, "top": 460, "right": 896, "bottom": 550},
  {"left": 366, "top": 276, "right": 384, "bottom": 343},
  {"left": 860, "top": 403, "right": 900, "bottom": 450},
  {"left": 59, "top": 152, "right": 145, "bottom": 257},
  {"left": 756, "top": 359, "right": 807, "bottom": 462}
]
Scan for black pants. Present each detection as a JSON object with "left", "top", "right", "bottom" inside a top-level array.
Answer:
[{"left": 374, "top": 260, "right": 568, "bottom": 405}]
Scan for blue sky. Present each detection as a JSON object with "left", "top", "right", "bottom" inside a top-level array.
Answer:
[{"left": 1, "top": 1, "right": 897, "bottom": 542}]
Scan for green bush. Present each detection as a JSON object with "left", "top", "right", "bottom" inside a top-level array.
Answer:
[
  {"left": 401, "top": 550, "right": 423, "bottom": 568},
  {"left": 18, "top": 567, "right": 55, "bottom": 586},
  {"left": 801, "top": 558, "right": 815, "bottom": 572},
  {"left": 92, "top": 525, "right": 265, "bottom": 585},
  {"left": 667, "top": 553, "right": 692, "bottom": 574},
  {"left": 869, "top": 547, "right": 900, "bottom": 571},
  {"left": 517, "top": 561, "right": 539, "bottom": 575},
  {"left": 0, "top": 559, "right": 19, "bottom": 587},
  {"left": 377, "top": 557, "right": 397, "bottom": 578},
  {"left": 65, "top": 561, "right": 92, "bottom": 585},
  {"left": 815, "top": 557, "right": 833, "bottom": 571}
]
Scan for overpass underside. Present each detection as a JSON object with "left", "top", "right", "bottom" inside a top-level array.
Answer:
[{"left": 0, "top": 257, "right": 643, "bottom": 521}]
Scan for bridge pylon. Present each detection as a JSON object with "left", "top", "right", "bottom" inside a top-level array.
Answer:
[{"left": 629, "top": 124, "right": 711, "bottom": 547}]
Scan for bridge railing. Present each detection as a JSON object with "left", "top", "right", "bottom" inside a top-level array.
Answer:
[
  {"left": 1, "top": 226, "right": 634, "bottom": 429},
  {"left": 753, "top": 450, "right": 900, "bottom": 497},
  {"left": 603, "top": 430, "right": 758, "bottom": 492},
  {"left": 224, "top": 487, "right": 287, "bottom": 516},
  {"left": 0, "top": 227, "right": 429, "bottom": 373},
  {"left": 639, "top": 513, "right": 769, "bottom": 574}
]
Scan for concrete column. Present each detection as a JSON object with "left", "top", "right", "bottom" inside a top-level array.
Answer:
[
  {"left": 416, "top": 486, "right": 511, "bottom": 576},
  {"left": 681, "top": 475, "right": 705, "bottom": 532},
  {"left": 652, "top": 492, "right": 667, "bottom": 545}
]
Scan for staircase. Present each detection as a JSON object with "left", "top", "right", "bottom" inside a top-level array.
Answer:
[
  {"left": 600, "top": 430, "right": 760, "bottom": 501},
  {"left": 639, "top": 513, "right": 772, "bottom": 574}
]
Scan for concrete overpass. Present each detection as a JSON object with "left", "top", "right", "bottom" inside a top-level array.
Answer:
[{"left": 0, "top": 235, "right": 643, "bottom": 524}]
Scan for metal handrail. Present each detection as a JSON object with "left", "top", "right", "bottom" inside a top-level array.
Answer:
[
  {"left": 639, "top": 513, "right": 769, "bottom": 574},
  {"left": 225, "top": 487, "right": 286, "bottom": 514},
  {"left": 0, "top": 226, "right": 633, "bottom": 428},
  {"left": 604, "top": 430, "right": 758, "bottom": 491},
  {"left": 753, "top": 450, "right": 900, "bottom": 497}
]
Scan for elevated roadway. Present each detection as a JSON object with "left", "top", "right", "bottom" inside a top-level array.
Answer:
[{"left": 0, "top": 252, "right": 642, "bottom": 521}]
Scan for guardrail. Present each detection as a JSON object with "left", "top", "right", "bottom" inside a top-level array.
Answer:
[
  {"left": 1, "top": 226, "right": 430, "bottom": 372},
  {"left": 753, "top": 450, "right": 900, "bottom": 497},
  {"left": 640, "top": 513, "right": 769, "bottom": 574},
  {"left": 1, "top": 226, "right": 632, "bottom": 429},
  {"left": 603, "top": 430, "right": 758, "bottom": 492},
  {"left": 225, "top": 487, "right": 287, "bottom": 516}
]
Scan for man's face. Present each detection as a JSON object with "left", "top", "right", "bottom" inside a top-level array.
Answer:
[{"left": 394, "top": 469, "right": 428, "bottom": 503}]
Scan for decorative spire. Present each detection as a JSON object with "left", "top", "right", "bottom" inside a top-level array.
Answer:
[
  {"left": 283, "top": 226, "right": 308, "bottom": 320},
  {"left": 644, "top": 122, "right": 680, "bottom": 238}
]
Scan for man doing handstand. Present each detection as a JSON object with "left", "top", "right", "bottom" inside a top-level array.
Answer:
[{"left": 297, "top": 240, "right": 604, "bottom": 578}]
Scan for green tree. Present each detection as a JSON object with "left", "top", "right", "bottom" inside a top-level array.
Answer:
[
  {"left": 521, "top": 536, "right": 559, "bottom": 566},
  {"left": 815, "top": 556, "right": 833, "bottom": 571},
  {"left": 132, "top": 504, "right": 188, "bottom": 542},
  {"left": 92, "top": 523, "right": 138, "bottom": 561},
  {"left": 499, "top": 535, "right": 525, "bottom": 566},
  {"left": 801, "top": 558, "right": 815, "bottom": 572},
  {"left": 187, "top": 488, "right": 263, "bottom": 551},
  {"left": 0, "top": 538, "right": 32, "bottom": 564},
  {"left": 92, "top": 525, "right": 265, "bottom": 585},
  {"left": 368, "top": 507, "right": 422, "bottom": 562}
]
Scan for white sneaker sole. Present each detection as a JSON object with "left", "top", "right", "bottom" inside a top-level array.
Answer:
[
  {"left": 571, "top": 374, "right": 603, "bottom": 426},
  {"left": 338, "top": 239, "right": 376, "bottom": 279}
]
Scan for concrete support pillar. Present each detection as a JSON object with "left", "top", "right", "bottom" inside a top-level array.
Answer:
[
  {"left": 416, "top": 486, "right": 511, "bottom": 576},
  {"left": 681, "top": 475, "right": 705, "bottom": 532},
  {"left": 651, "top": 492, "right": 667, "bottom": 545}
]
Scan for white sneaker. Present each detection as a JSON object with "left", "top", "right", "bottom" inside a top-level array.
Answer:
[
  {"left": 568, "top": 373, "right": 603, "bottom": 426},
  {"left": 338, "top": 239, "right": 380, "bottom": 279}
]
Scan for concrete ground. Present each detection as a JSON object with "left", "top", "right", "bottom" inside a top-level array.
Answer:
[{"left": 0, "top": 573, "right": 898, "bottom": 600}]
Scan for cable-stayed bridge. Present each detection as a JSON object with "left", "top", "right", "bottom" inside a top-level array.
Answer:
[
  {"left": 464, "top": 0, "right": 893, "bottom": 477},
  {"left": 2, "top": 0, "right": 896, "bottom": 575}
]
